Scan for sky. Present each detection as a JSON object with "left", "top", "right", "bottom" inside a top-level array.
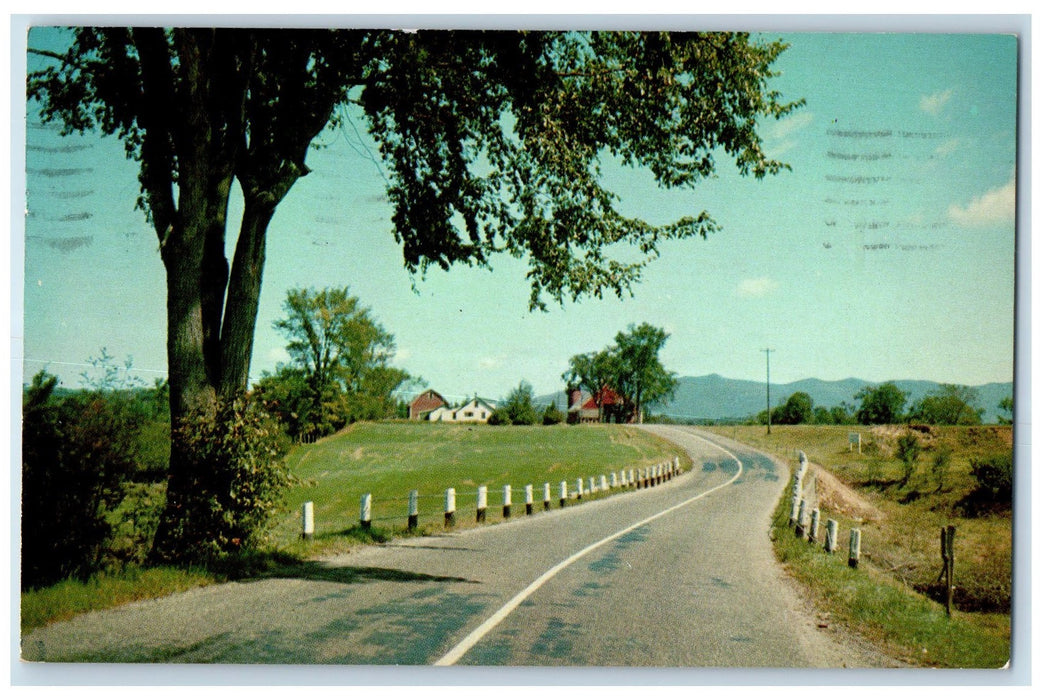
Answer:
[{"left": 14, "top": 24, "right": 1021, "bottom": 405}]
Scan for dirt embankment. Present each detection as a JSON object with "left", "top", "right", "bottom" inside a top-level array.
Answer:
[{"left": 811, "top": 463, "right": 884, "bottom": 523}]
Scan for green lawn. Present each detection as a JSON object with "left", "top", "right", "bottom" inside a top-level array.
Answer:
[{"left": 271, "top": 421, "right": 687, "bottom": 548}]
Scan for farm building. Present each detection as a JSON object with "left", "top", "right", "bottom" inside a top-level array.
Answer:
[
  {"left": 566, "top": 385, "right": 636, "bottom": 424},
  {"left": 429, "top": 397, "right": 497, "bottom": 423},
  {"left": 409, "top": 389, "right": 448, "bottom": 420}
]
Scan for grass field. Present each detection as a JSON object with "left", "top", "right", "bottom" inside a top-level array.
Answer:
[
  {"left": 270, "top": 420, "right": 689, "bottom": 553},
  {"left": 705, "top": 424, "right": 1013, "bottom": 668}
]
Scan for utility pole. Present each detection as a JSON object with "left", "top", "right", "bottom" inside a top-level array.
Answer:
[{"left": 762, "top": 348, "right": 774, "bottom": 435}]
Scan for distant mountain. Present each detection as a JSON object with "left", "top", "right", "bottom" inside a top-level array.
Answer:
[
  {"left": 538, "top": 375, "right": 1014, "bottom": 424},
  {"left": 651, "top": 375, "right": 1013, "bottom": 424}
]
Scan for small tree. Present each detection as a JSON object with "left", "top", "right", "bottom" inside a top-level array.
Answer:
[
  {"left": 895, "top": 431, "right": 922, "bottom": 486},
  {"left": 542, "top": 403, "right": 565, "bottom": 425},
  {"left": 908, "top": 384, "right": 983, "bottom": 425},
  {"left": 501, "top": 381, "right": 539, "bottom": 426},
  {"left": 855, "top": 383, "right": 907, "bottom": 425},
  {"left": 998, "top": 396, "right": 1013, "bottom": 425},
  {"left": 773, "top": 391, "right": 814, "bottom": 425},
  {"left": 932, "top": 445, "right": 953, "bottom": 493}
]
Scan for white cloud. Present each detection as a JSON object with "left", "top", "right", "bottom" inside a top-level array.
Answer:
[
  {"left": 948, "top": 177, "right": 1016, "bottom": 227},
  {"left": 737, "top": 277, "right": 779, "bottom": 299},
  {"left": 920, "top": 89, "right": 954, "bottom": 115},
  {"left": 764, "top": 111, "right": 814, "bottom": 141},
  {"left": 478, "top": 356, "right": 504, "bottom": 370},
  {"left": 934, "top": 138, "right": 961, "bottom": 158}
]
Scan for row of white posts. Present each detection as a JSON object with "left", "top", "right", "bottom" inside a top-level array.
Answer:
[
  {"left": 789, "top": 450, "right": 861, "bottom": 568},
  {"left": 300, "top": 456, "right": 682, "bottom": 539}
]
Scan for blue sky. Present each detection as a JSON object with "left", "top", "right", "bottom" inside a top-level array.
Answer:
[{"left": 15, "top": 27, "right": 1019, "bottom": 403}]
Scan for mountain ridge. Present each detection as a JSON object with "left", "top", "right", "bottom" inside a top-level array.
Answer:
[{"left": 538, "top": 375, "right": 1013, "bottom": 424}]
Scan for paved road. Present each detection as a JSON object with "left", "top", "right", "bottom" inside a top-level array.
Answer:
[{"left": 21, "top": 426, "right": 880, "bottom": 667}]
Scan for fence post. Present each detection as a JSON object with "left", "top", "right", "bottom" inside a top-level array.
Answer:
[
  {"left": 559, "top": 480, "right": 568, "bottom": 508},
  {"left": 789, "top": 495, "right": 801, "bottom": 526},
  {"left": 942, "top": 525, "right": 956, "bottom": 616},
  {"left": 444, "top": 488, "right": 456, "bottom": 528},
  {"left": 795, "top": 498, "right": 807, "bottom": 538},
  {"left": 588, "top": 477, "right": 596, "bottom": 495},
  {"left": 503, "top": 484, "right": 512, "bottom": 519},
  {"left": 600, "top": 475, "right": 609, "bottom": 492},
  {"left": 611, "top": 472, "right": 619, "bottom": 489},
  {"left": 848, "top": 528, "right": 861, "bottom": 568},
  {"left": 576, "top": 478, "right": 584, "bottom": 500},
  {"left": 525, "top": 484, "right": 534, "bottom": 516},
  {"left": 825, "top": 519, "right": 838, "bottom": 553},
  {"left": 301, "top": 501, "right": 315, "bottom": 540},
  {"left": 629, "top": 469, "right": 635, "bottom": 487},
  {"left": 543, "top": 482, "right": 551, "bottom": 511},
  {"left": 809, "top": 508, "right": 820, "bottom": 544},
  {"left": 360, "top": 493, "right": 372, "bottom": 530},
  {"left": 476, "top": 485, "right": 487, "bottom": 523},
  {"left": 408, "top": 490, "right": 419, "bottom": 531}
]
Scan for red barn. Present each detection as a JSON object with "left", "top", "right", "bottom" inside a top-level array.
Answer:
[
  {"left": 409, "top": 389, "right": 448, "bottom": 420},
  {"left": 566, "top": 385, "right": 635, "bottom": 424}
]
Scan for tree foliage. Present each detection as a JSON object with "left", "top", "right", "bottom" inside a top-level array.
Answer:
[
  {"left": 28, "top": 27, "right": 800, "bottom": 561},
  {"left": 257, "top": 287, "right": 410, "bottom": 439},
  {"left": 772, "top": 391, "right": 814, "bottom": 425},
  {"left": 854, "top": 382, "right": 907, "bottom": 425},
  {"left": 908, "top": 384, "right": 983, "bottom": 425},
  {"left": 610, "top": 323, "right": 678, "bottom": 422},
  {"left": 493, "top": 381, "right": 539, "bottom": 426},
  {"left": 22, "top": 371, "right": 145, "bottom": 588},
  {"left": 562, "top": 349, "right": 616, "bottom": 422}
]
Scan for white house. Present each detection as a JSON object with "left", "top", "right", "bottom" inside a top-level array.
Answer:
[{"left": 428, "top": 397, "right": 497, "bottom": 423}]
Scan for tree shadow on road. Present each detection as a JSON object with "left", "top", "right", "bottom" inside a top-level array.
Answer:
[{"left": 213, "top": 550, "right": 479, "bottom": 586}]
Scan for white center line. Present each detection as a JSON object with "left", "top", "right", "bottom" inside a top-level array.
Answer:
[{"left": 433, "top": 431, "right": 744, "bottom": 666}]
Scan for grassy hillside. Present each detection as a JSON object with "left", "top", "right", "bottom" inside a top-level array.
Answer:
[
  {"left": 271, "top": 421, "right": 687, "bottom": 550},
  {"left": 705, "top": 424, "right": 1012, "bottom": 667}
]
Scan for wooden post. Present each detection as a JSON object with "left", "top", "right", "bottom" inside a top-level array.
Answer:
[
  {"left": 301, "top": 501, "right": 314, "bottom": 540},
  {"left": 629, "top": 469, "right": 635, "bottom": 487},
  {"left": 444, "top": 488, "right": 456, "bottom": 528},
  {"left": 825, "top": 519, "right": 838, "bottom": 553},
  {"left": 576, "top": 478, "right": 584, "bottom": 500},
  {"left": 408, "top": 490, "right": 419, "bottom": 531},
  {"left": 525, "top": 484, "right": 534, "bottom": 516},
  {"left": 789, "top": 494, "right": 800, "bottom": 526},
  {"left": 503, "top": 484, "right": 512, "bottom": 519},
  {"left": 476, "top": 485, "right": 487, "bottom": 523},
  {"left": 600, "top": 475, "right": 609, "bottom": 492},
  {"left": 942, "top": 525, "right": 956, "bottom": 616},
  {"left": 588, "top": 477, "right": 596, "bottom": 495},
  {"left": 635, "top": 469, "right": 642, "bottom": 489},
  {"left": 610, "top": 472, "right": 619, "bottom": 489},
  {"left": 809, "top": 508, "right": 820, "bottom": 544},
  {"left": 848, "top": 528, "right": 861, "bottom": 568},
  {"left": 543, "top": 482, "right": 551, "bottom": 511},
  {"left": 360, "top": 493, "right": 372, "bottom": 530},
  {"left": 795, "top": 498, "right": 807, "bottom": 538},
  {"left": 559, "top": 480, "right": 568, "bottom": 508}
]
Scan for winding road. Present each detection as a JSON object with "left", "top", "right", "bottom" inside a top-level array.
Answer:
[{"left": 21, "top": 426, "right": 886, "bottom": 667}]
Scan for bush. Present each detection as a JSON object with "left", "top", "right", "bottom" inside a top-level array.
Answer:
[
  {"left": 969, "top": 452, "right": 1013, "bottom": 501},
  {"left": 542, "top": 404, "right": 565, "bottom": 425},
  {"left": 21, "top": 372, "right": 143, "bottom": 589},
  {"left": 151, "top": 398, "right": 292, "bottom": 564},
  {"left": 895, "top": 432, "right": 922, "bottom": 486}
]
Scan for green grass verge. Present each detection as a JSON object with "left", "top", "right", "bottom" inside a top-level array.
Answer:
[
  {"left": 771, "top": 496, "right": 1010, "bottom": 668},
  {"left": 23, "top": 421, "right": 685, "bottom": 630},
  {"left": 271, "top": 421, "right": 687, "bottom": 553},
  {"left": 21, "top": 566, "right": 215, "bottom": 635}
]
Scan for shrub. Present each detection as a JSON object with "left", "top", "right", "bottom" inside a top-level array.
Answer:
[
  {"left": 542, "top": 403, "right": 565, "bottom": 425},
  {"left": 152, "top": 398, "right": 292, "bottom": 564},
  {"left": 969, "top": 452, "right": 1013, "bottom": 501},
  {"left": 895, "top": 432, "right": 921, "bottom": 486},
  {"left": 21, "top": 372, "right": 142, "bottom": 589}
]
